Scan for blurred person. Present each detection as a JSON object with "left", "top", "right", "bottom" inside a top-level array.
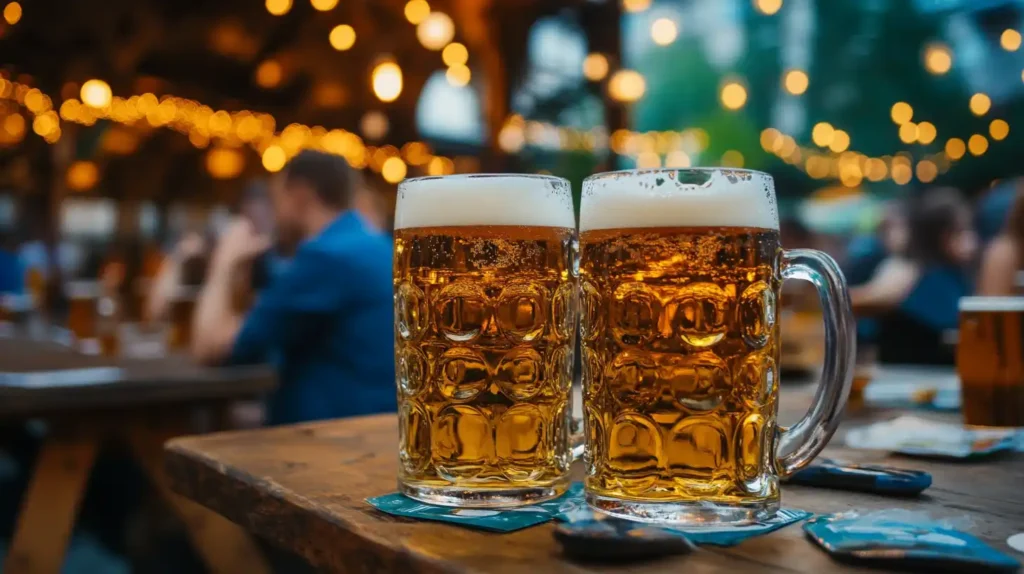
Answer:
[
  {"left": 851, "top": 188, "right": 977, "bottom": 364},
  {"left": 146, "top": 181, "right": 279, "bottom": 322},
  {"left": 191, "top": 150, "right": 395, "bottom": 424},
  {"left": 977, "top": 183, "right": 1024, "bottom": 296},
  {"left": 845, "top": 201, "right": 909, "bottom": 287},
  {"left": 0, "top": 231, "right": 25, "bottom": 295}
]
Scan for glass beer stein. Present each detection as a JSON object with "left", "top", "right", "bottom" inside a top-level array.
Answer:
[
  {"left": 393, "top": 174, "right": 579, "bottom": 507},
  {"left": 579, "top": 168, "right": 854, "bottom": 524}
]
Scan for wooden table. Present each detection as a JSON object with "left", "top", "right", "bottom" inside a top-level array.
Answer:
[
  {"left": 0, "top": 337, "right": 277, "bottom": 574},
  {"left": 165, "top": 383, "right": 1024, "bottom": 573}
]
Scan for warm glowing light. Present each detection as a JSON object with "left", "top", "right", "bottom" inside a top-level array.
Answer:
[
  {"left": 969, "top": 93, "right": 991, "bottom": 116},
  {"left": 442, "top": 42, "right": 468, "bottom": 66},
  {"left": 445, "top": 64, "right": 471, "bottom": 87},
  {"left": 360, "top": 111, "right": 389, "bottom": 140},
  {"left": 806, "top": 157, "right": 829, "bottom": 179},
  {"left": 582, "top": 53, "right": 609, "bottom": 82},
  {"left": 265, "top": 0, "right": 292, "bottom": 16},
  {"left": 622, "top": 0, "right": 651, "bottom": 13},
  {"left": 990, "top": 119, "right": 1010, "bottom": 141},
  {"left": 1001, "top": 29, "right": 1022, "bottom": 51},
  {"left": 916, "top": 121, "right": 936, "bottom": 145},
  {"left": 968, "top": 134, "right": 988, "bottom": 156},
  {"left": 381, "top": 157, "right": 407, "bottom": 183},
  {"left": 760, "top": 128, "right": 781, "bottom": 152},
  {"left": 80, "top": 79, "right": 112, "bottom": 109},
  {"left": 665, "top": 150, "right": 691, "bottom": 168},
  {"left": 329, "top": 25, "right": 356, "bottom": 50},
  {"left": 783, "top": 69, "right": 809, "bottom": 95},
  {"left": 262, "top": 145, "right": 287, "bottom": 172},
  {"left": 916, "top": 160, "right": 937, "bottom": 183},
  {"left": 651, "top": 18, "right": 678, "bottom": 46},
  {"left": 720, "top": 81, "right": 747, "bottom": 110},
  {"left": 405, "top": 0, "right": 430, "bottom": 24},
  {"left": 945, "top": 138, "right": 966, "bottom": 160},
  {"left": 3, "top": 113, "right": 25, "bottom": 137},
  {"left": 811, "top": 122, "right": 834, "bottom": 147},
  {"left": 417, "top": 12, "right": 454, "bottom": 51},
  {"left": 498, "top": 123, "right": 525, "bottom": 153},
  {"left": 829, "top": 129, "right": 850, "bottom": 153},
  {"left": 66, "top": 161, "right": 99, "bottom": 191},
  {"left": 840, "top": 164, "right": 862, "bottom": 188},
  {"left": 427, "top": 156, "right": 454, "bottom": 175},
  {"left": 23, "top": 89, "right": 50, "bottom": 113},
  {"left": 636, "top": 151, "right": 660, "bottom": 169},
  {"left": 754, "top": 0, "right": 783, "bottom": 16},
  {"left": 311, "top": 0, "right": 337, "bottom": 10},
  {"left": 372, "top": 61, "right": 403, "bottom": 102},
  {"left": 721, "top": 150, "right": 744, "bottom": 168},
  {"left": 32, "top": 113, "right": 57, "bottom": 136},
  {"left": 255, "top": 60, "right": 283, "bottom": 88},
  {"left": 924, "top": 43, "right": 952, "bottom": 75},
  {"left": 865, "top": 158, "right": 887, "bottom": 182},
  {"left": 890, "top": 102, "right": 913, "bottom": 125},
  {"left": 892, "top": 163, "right": 912, "bottom": 185},
  {"left": 899, "top": 122, "right": 918, "bottom": 144},
  {"left": 206, "top": 147, "right": 245, "bottom": 179},
  {"left": 3, "top": 2, "right": 21, "bottom": 25},
  {"left": 608, "top": 70, "right": 646, "bottom": 102}
]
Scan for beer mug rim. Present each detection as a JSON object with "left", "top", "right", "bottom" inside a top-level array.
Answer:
[
  {"left": 400, "top": 173, "right": 569, "bottom": 186},
  {"left": 583, "top": 167, "right": 771, "bottom": 183}
]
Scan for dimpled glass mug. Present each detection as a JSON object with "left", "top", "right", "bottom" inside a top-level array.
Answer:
[{"left": 578, "top": 168, "right": 855, "bottom": 524}]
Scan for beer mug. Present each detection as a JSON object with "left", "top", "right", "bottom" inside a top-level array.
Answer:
[
  {"left": 957, "top": 297, "right": 1024, "bottom": 428},
  {"left": 66, "top": 281, "right": 101, "bottom": 354},
  {"left": 579, "top": 168, "right": 854, "bottom": 524},
  {"left": 393, "top": 174, "right": 578, "bottom": 507},
  {"left": 168, "top": 286, "right": 199, "bottom": 351}
]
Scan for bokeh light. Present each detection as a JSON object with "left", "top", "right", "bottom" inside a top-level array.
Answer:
[
  {"left": 754, "top": 0, "right": 783, "bottom": 16},
  {"left": 891, "top": 163, "right": 912, "bottom": 185},
  {"left": 923, "top": 43, "right": 952, "bottom": 75},
  {"left": 917, "top": 121, "right": 936, "bottom": 145},
  {"left": 721, "top": 150, "right": 744, "bottom": 168},
  {"left": 66, "top": 161, "right": 99, "bottom": 191},
  {"left": 360, "top": 111, "right": 389, "bottom": 140},
  {"left": 916, "top": 160, "right": 937, "bottom": 183},
  {"left": 720, "top": 81, "right": 748, "bottom": 110},
  {"left": 811, "top": 122, "right": 834, "bottom": 147},
  {"left": 3, "top": 2, "right": 21, "bottom": 25},
  {"left": 969, "top": 93, "right": 991, "bottom": 116},
  {"left": 372, "top": 61, "right": 403, "bottom": 102},
  {"left": 442, "top": 42, "right": 468, "bottom": 66},
  {"left": 329, "top": 25, "right": 356, "bottom": 51},
  {"left": 665, "top": 150, "right": 691, "bottom": 168},
  {"left": 80, "top": 79, "right": 112, "bottom": 108},
  {"left": 608, "top": 69, "right": 646, "bottom": 102},
  {"left": 968, "top": 134, "right": 988, "bottom": 156},
  {"left": 783, "top": 69, "right": 809, "bottom": 95},
  {"left": 381, "top": 157, "right": 407, "bottom": 183},
  {"left": 650, "top": 18, "right": 678, "bottom": 46},
  {"left": 582, "top": 53, "right": 609, "bottom": 81},
  {"left": 945, "top": 138, "right": 966, "bottom": 160},
  {"left": 262, "top": 145, "right": 287, "bottom": 172},
  {"left": 255, "top": 60, "right": 283, "bottom": 88},
  {"left": 445, "top": 64, "right": 471, "bottom": 87},
  {"left": 404, "top": 0, "right": 430, "bottom": 24},
  {"left": 990, "top": 119, "right": 1010, "bottom": 141},
  {"left": 890, "top": 102, "right": 913, "bottom": 124},
  {"left": 265, "top": 0, "right": 292, "bottom": 16},
  {"left": 828, "top": 129, "right": 849, "bottom": 153},
  {"left": 417, "top": 12, "right": 454, "bottom": 51},
  {"left": 636, "top": 151, "right": 660, "bottom": 168},
  {"left": 898, "top": 122, "right": 918, "bottom": 144},
  {"left": 1001, "top": 29, "right": 1021, "bottom": 52},
  {"left": 206, "top": 147, "right": 245, "bottom": 179},
  {"left": 622, "top": 0, "right": 651, "bottom": 13}
]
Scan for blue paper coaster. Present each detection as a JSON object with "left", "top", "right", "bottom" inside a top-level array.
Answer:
[
  {"left": 365, "top": 483, "right": 584, "bottom": 533},
  {"left": 555, "top": 506, "right": 812, "bottom": 547}
]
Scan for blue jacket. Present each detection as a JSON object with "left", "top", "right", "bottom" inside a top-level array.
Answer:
[{"left": 230, "top": 211, "right": 396, "bottom": 424}]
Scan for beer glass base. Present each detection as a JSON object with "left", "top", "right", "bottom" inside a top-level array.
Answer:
[
  {"left": 399, "top": 480, "right": 569, "bottom": 508},
  {"left": 586, "top": 493, "right": 779, "bottom": 526}
]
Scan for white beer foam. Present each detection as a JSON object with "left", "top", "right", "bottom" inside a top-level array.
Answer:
[
  {"left": 580, "top": 169, "right": 779, "bottom": 232},
  {"left": 394, "top": 174, "right": 575, "bottom": 230},
  {"left": 959, "top": 296, "right": 1024, "bottom": 312}
]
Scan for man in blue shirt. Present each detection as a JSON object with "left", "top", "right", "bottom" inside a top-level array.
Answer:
[{"left": 192, "top": 150, "right": 395, "bottom": 424}]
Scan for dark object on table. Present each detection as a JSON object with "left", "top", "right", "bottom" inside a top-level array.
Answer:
[
  {"left": 554, "top": 518, "right": 695, "bottom": 562},
  {"left": 786, "top": 459, "right": 932, "bottom": 496}
]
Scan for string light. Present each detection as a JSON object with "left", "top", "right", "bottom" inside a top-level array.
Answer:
[
  {"left": 2, "top": 113, "right": 25, "bottom": 139},
  {"left": 372, "top": 61, "right": 403, "bottom": 102},
  {"left": 310, "top": 0, "right": 338, "bottom": 10},
  {"left": 360, "top": 111, "right": 389, "bottom": 140},
  {"left": 66, "top": 161, "right": 98, "bottom": 191},
  {"left": 381, "top": 157, "right": 407, "bottom": 183},
  {"left": 969, "top": 93, "right": 991, "bottom": 116},
  {"left": 720, "top": 81, "right": 748, "bottom": 110},
  {"left": 262, "top": 145, "right": 287, "bottom": 172},
  {"left": 582, "top": 53, "right": 609, "bottom": 81},
  {"left": 968, "top": 134, "right": 988, "bottom": 156},
  {"left": 404, "top": 0, "right": 430, "bottom": 24},
  {"left": 783, "top": 69, "right": 809, "bottom": 95},
  {"left": 255, "top": 60, "right": 283, "bottom": 88},
  {"left": 829, "top": 129, "right": 849, "bottom": 153},
  {"left": 924, "top": 43, "right": 952, "bottom": 75},
  {"left": 651, "top": 18, "right": 678, "bottom": 46},
  {"left": 636, "top": 151, "right": 660, "bottom": 168},
  {"left": 3, "top": 2, "right": 21, "bottom": 25},
  {"left": 892, "top": 163, "right": 912, "bottom": 185},
  {"left": 417, "top": 12, "right": 454, "bottom": 51},
  {"left": 498, "top": 122, "right": 526, "bottom": 153},
  {"left": 265, "top": 0, "right": 292, "bottom": 16},
  {"left": 442, "top": 43, "right": 468, "bottom": 67},
  {"left": 721, "top": 150, "right": 744, "bottom": 168},
  {"left": 945, "top": 138, "right": 966, "bottom": 160},
  {"left": 990, "top": 119, "right": 1010, "bottom": 141},
  {"left": 622, "top": 0, "right": 651, "bottom": 13},
  {"left": 80, "top": 79, "right": 112, "bottom": 108},
  {"left": 665, "top": 150, "right": 691, "bottom": 168},
  {"left": 865, "top": 158, "right": 887, "bottom": 182},
  {"left": 917, "top": 121, "right": 937, "bottom": 145},
  {"left": 329, "top": 25, "right": 356, "bottom": 51},
  {"left": 754, "top": 0, "right": 783, "bottom": 16},
  {"left": 890, "top": 102, "right": 913, "bottom": 125},
  {"left": 899, "top": 122, "right": 918, "bottom": 144},
  {"left": 811, "top": 122, "right": 834, "bottom": 147},
  {"left": 206, "top": 147, "right": 245, "bottom": 179},
  {"left": 916, "top": 160, "right": 937, "bottom": 183},
  {"left": 1001, "top": 29, "right": 1021, "bottom": 52},
  {"left": 608, "top": 70, "right": 646, "bottom": 102},
  {"left": 445, "top": 64, "right": 471, "bottom": 87}
]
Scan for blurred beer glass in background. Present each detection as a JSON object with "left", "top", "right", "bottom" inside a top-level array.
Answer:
[
  {"left": 393, "top": 174, "right": 578, "bottom": 507},
  {"left": 957, "top": 297, "right": 1024, "bottom": 428},
  {"left": 167, "top": 286, "right": 199, "bottom": 351},
  {"left": 67, "top": 281, "right": 100, "bottom": 353},
  {"left": 579, "top": 168, "right": 854, "bottom": 524}
]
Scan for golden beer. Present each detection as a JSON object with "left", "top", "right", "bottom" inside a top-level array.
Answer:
[
  {"left": 957, "top": 297, "right": 1024, "bottom": 428},
  {"left": 168, "top": 288, "right": 198, "bottom": 350},
  {"left": 581, "top": 226, "right": 781, "bottom": 505},
  {"left": 67, "top": 282, "right": 99, "bottom": 346},
  {"left": 393, "top": 174, "right": 577, "bottom": 507},
  {"left": 580, "top": 169, "right": 854, "bottom": 524}
]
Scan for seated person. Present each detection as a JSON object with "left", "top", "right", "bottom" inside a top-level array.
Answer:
[
  {"left": 191, "top": 151, "right": 395, "bottom": 424},
  {"left": 977, "top": 183, "right": 1024, "bottom": 296}
]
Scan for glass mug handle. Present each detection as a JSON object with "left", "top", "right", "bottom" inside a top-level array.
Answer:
[{"left": 776, "top": 249, "right": 856, "bottom": 477}]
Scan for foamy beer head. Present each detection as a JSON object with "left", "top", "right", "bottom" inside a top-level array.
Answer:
[
  {"left": 580, "top": 168, "right": 778, "bottom": 232},
  {"left": 394, "top": 173, "right": 575, "bottom": 230}
]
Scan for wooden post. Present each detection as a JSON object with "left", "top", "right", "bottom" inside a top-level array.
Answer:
[{"left": 583, "top": 0, "right": 627, "bottom": 167}]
